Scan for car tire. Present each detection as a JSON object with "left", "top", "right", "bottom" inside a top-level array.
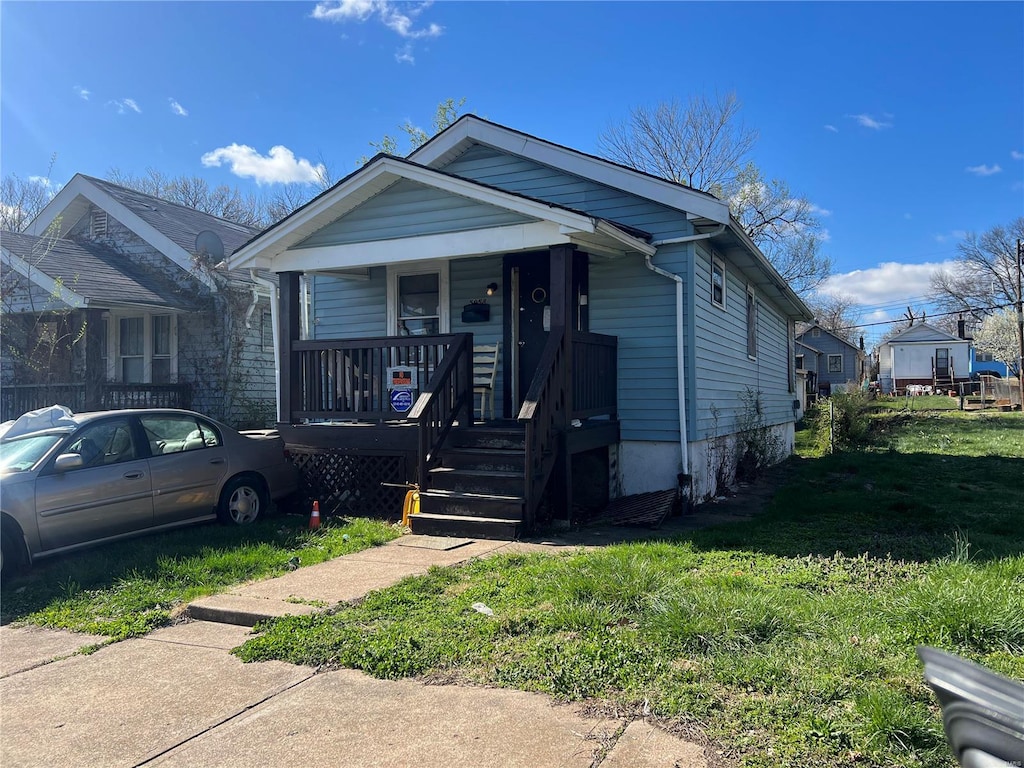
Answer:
[
  {"left": 1, "top": 519, "right": 27, "bottom": 582},
  {"left": 217, "top": 476, "right": 267, "bottom": 526}
]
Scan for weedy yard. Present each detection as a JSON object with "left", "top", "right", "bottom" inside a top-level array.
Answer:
[{"left": 238, "top": 406, "right": 1024, "bottom": 768}]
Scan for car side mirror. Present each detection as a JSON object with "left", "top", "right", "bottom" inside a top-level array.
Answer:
[{"left": 54, "top": 453, "right": 84, "bottom": 472}]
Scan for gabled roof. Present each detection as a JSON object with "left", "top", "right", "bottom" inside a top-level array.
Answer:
[
  {"left": 882, "top": 322, "right": 968, "bottom": 345},
  {"left": 27, "top": 174, "right": 261, "bottom": 290},
  {"left": 408, "top": 116, "right": 810, "bottom": 321},
  {"left": 1, "top": 231, "right": 199, "bottom": 311},
  {"left": 795, "top": 323, "right": 863, "bottom": 355},
  {"left": 228, "top": 153, "right": 657, "bottom": 272}
]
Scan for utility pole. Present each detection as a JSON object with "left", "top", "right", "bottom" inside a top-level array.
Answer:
[{"left": 1017, "top": 239, "right": 1023, "bottom": 410}]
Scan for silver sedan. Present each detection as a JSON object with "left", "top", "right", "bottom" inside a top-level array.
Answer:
[{"left": 0, "top": 409, "right": 299, "bottom": 579}]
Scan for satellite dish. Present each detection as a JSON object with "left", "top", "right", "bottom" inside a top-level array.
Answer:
[{"left": 195, "top": 230, "right": 225, "bottom": 260}]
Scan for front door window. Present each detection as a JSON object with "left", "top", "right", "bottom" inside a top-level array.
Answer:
[{"left": 397, "top": 273, "right": 440, "bottom": 336}]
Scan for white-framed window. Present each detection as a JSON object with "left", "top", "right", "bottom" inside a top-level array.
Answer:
[
  {"left": 811, "top": 327, "right": 821, "bottom": 338},
  {"left": 108, "top": 312, "right": 177, "bottom": 383},
  {"left": 386, "top": 262, "right": 450, "bottom": 336},
  {"left": 711, "top": 254, "right": 726, "bottom": 309},
  {"left": 828, "top": 354, "right": 843, "bottom": 373},
  {"left": 976, "top": 351, "right": 994, "bottom": 362},
  {"left": 795, "top": 354, "right": 805, "bottom": 370},
  {"left": 746, "top": 286, "right": 757, "bottom": 359}
]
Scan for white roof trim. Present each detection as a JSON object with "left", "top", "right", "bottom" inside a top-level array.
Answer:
[
  {"left": 27, "top": 175, "right": 218, "bottom": 290},
  {"left": 409, "top": 116, "right": 732, "bottom": 225},
  {"left": 1, "top": 245, "right": 88, "bottom": 308},
  {"left": 270, "top": 221, "right": 631, "bottom": 273},
  {"left": 883, "top": 322, "right": 967, "bottom": 344},
  {"left": 229, "top": 156, "right": 654, "bottom": 271}
]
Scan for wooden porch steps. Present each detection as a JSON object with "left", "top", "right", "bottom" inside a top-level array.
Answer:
[{"left": 411, "top": 424, "right": 528, "bottom": 540}]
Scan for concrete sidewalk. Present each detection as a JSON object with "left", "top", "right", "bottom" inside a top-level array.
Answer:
[{"left": 0, "top": 532, "right": 712, "bottom": 767}]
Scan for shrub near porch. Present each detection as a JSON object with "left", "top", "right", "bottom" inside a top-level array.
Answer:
[{"left": 237, "top": 410, "right": 1024, "bottom": 768}]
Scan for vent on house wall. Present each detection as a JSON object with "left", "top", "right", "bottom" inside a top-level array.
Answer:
[{"left": 91, "top": 210, "right": 108, "bottom": 238}]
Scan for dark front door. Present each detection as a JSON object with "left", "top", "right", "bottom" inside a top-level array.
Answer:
[
  {"left": 935, "top": 348, "right": 950, "bottom": 378},
  {"left": 511, "top": 255, "right": 551, "bottom": 409}
]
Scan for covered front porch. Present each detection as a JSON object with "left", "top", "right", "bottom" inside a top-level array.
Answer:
[{"left": 274, "top": 244, "right": 622, "bottom": 536}]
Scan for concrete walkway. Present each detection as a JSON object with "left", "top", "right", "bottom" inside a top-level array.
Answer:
[{"left": 1, "top": 531, "right": 716, "bottom": 767}]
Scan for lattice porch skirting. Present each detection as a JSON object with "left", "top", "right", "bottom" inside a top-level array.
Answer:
[{"left": 288, "top": 448, "right": 410, "bottom": 519}]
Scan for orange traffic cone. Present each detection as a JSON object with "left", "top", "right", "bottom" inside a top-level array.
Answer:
[{"left": 309, "top": 500, "right": 321, "bottom": 530}]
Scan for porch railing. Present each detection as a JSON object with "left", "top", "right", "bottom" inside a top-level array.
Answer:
[
  {"left": 408, "top": 333, "right": 473, "bottom": 486},
  {"left": 0, "top": 382, "right": 192, "bottom": 422},
  {"left": 571, "top": 331, "right": 617, "bottom": 419},
  {"left": 292, "top": 335, "right": 461, "bottom": 422},
  {"left": 518, "top": 327, "right": 568, "bottom": 530}
]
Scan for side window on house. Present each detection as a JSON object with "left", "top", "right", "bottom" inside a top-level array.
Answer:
[
  {"left": 976, "top": 351, "right": 994, "bottom": 362},
  {"left": 746, "top": 287, "right": 757, "bottom": 358},
  {"left": 795, "top": 354, "right": 805, "bottom": 369},
  {"left": 397, "top": 273, "right": 440, "bottom": 336},
  {"left": 812, "top": 328, "right": 821, "bottom": 338},
  {"left": 828, "top": 354, "right": 843, "bottom": 373},
  {"left": 120, "top": 317, "right": 145, "bottom": 383},
  {"left": 152, "top": 315, "right": 171, "bottom": 383},
  {"left": 711, "top": 255, "right": 726, "bottom": 309}
]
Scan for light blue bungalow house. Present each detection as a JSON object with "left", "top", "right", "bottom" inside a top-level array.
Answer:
[
  {"left": 227, "top": 116, "right": 812, "bottom": 537},
  {"left": 795, "top": 323, "right": 867, "bottom": 397}
]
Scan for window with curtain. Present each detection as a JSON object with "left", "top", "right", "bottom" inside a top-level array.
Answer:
[{"left": 120, "top": 317, "right": 144, "bottom": 383}]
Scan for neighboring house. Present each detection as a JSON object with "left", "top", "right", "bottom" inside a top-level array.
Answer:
[
  {"left": 794, "top": 323, "right": 866, "bottom": 396},
  {"left": 228, "top": 115, "right": 812, "bottom": 536},
  {"left": 1, "top": 174, "right": 276, "bottom": 426},
  {"left": 876, "top": 322, "right": 971, "bottom": 393},
  {"left": 970, "top": 347, "right": 1009, "bottom": 379}
]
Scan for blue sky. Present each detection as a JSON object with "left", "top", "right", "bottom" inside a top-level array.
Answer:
[{"left": 3, "top": 1, "right": 1022, "bottom": 344}]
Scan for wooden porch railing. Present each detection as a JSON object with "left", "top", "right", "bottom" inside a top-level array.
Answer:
[
  {"left": 0, "top": 382, "right": 192, "bottom": 422},
  {"left": 292, "top": 335, "right": 461, "bottom": 422},
  {"left": 571, "top": 331, "right": 617, "bottom": 419},
  {"left": 518, "top": 328, "right": 569, "bottom": 530},
  {"left": 408, "top": 333, "right": 473, "bottom": 486}
]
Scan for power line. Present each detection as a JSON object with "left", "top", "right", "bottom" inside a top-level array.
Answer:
[{"left": 838, "top": 302, "right": 1015, "bottom": 332}]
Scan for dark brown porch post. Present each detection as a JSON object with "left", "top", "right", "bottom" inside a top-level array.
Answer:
[
  {"left": 83, "top": 308, "right": 105, "bottom": 410},
  {"left": 278, "top": 271, "right": 301, "bottom": 426},
  {"left": 549, "top": 244, "right": 574, "bottom": 518}
]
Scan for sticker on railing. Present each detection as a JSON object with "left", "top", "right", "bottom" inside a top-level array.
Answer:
[{"left": 390, "top": 389, "right": 414, "bottom": 414}]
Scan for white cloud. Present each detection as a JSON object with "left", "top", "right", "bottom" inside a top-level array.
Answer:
[
  {"left": 808, "top": 203, "right": 832, "bottom": 217},
  {"left": 933, "top": 229, "right": 968, "bottom": 244},
  {"left": 849, "top": 113, "right": 892, "bottom": 130},
  {"left": 27, "top": 175, "right": 59, "bottom": 193},
  {"left": 169, "top": 99, "right": 188, "bottom": 117},
  {"left": 395, "top": 43, "right": 415, "bottom": 64},
  {"left": 74, "top": 85, "right": 90, "bottom": 101},
  {"left": 819, "top": 260, "right": 959, "bottom": 307},
  {"left": 312, "top": 0, "right": 442, "bottom": 38},
  {"left": 1012, "top": 150, "right": 1024, "bottom": 161},
  {"left": 965, "top": 163, "right": 1002, "bottom": 176},
  {"left": 109, "top": 98, "right": 141, "bottom": 114},
  {"left": 201, "top": 143, "right": 325, "bottom": 185},
  {"left": 824, "top": 124, "right": 838, "bottom": 133}
]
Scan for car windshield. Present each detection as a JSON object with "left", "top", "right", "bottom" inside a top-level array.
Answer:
[{"left": 0, "top": 433, "right": 66, "bottom": 472}]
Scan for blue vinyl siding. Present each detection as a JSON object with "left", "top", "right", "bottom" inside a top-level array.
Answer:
[
  {"left": 691, "top": 245, "right": 795, "bottom": 439},
  {"left": 795, "top": 327, "right": 863, "bottom": 389},
  {"left": 441, "top": 146, "right": 688, "bottom": 240},
  {"left": 297, "top": 179, "right": 534, "bottom": 249},
  {"left": 312, "top": 268, "right": 386, "bottom": 339}
]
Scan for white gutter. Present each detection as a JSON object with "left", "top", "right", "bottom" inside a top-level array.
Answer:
[
  {"left": 249, "top": 270, "right": 281, "bottom": 422},
  {"left": 642, "top": 224, "right": 726, "bottom": 478}
]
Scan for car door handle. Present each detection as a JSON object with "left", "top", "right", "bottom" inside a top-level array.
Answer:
[
  {"left": 123, "top": 471, "right": 145, "bottom": 479},
  {"left": 209, "top": 458, "right": 225, "bottom": 465}
]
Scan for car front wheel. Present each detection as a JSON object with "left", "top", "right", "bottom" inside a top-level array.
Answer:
[{"left": 217, "top": 476, "right": 267, "bottom": 525}]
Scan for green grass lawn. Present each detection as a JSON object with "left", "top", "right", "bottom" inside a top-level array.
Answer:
[
  {"left": 237, "top": 410, "right": 1024, "bottom": 768},
  {"left": 0, "top": 516, "right": 401, "bottom": 640}
]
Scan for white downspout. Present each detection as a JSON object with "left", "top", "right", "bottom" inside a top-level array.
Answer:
[
  {"left": 643, "top": 223, "right": 726, "bottom": 478},
  {"left": 249, "top": 270, "right": 281, "bottom": 423}
]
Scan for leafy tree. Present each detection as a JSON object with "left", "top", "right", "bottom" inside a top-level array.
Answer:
[
  {"left": 598, "top": 93, "right": 832, "bottom": 297},
  {"left": 361, "top": 98, "right": 467, "bottom": 163},
  {"left": 973, "top": 309, "right": 1021, "bottom": 379},
  {"left": 930, "top": 217, "right": 1023, "bottom": 322}
]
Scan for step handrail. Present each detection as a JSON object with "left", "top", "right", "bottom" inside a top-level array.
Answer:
[
  {"left": 517, "top": 326, "right": 568, "bottom": 530},
  {"left": 409, "top": 333, "right": 474, "bottom": 489}
]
